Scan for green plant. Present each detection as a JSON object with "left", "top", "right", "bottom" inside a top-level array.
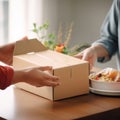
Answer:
[{"left": 32, "top": 22, "right": 90, "bottom": 55}]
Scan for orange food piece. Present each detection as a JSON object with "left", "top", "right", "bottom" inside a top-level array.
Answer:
[
  {"left": 54, "top": 45, "right": 64, "bottom": 53},
  {"left": 107, "top": 69, "right": 118, "bottom": 80}
]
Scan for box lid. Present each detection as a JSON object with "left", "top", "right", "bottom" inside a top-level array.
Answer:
[
  {"left": 13, "top": 39, "right": 89, "bottom": 69},
  {"left": 14, "top": 39, "right": 48, "bottom": 55}
]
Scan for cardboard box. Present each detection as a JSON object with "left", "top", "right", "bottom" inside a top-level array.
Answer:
[{"left": 13, "top": 39, "right": 89, "bottom": 101}]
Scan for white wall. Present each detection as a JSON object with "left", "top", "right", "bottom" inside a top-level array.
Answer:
[{"left": 41, "top": 0, "right": 112, "bottom": 44}]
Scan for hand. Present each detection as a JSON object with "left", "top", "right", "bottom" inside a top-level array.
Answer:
[
  {"left": 0, "top": 36, "right": 28, "bottom": 65},
  {"left": 12, "top": 66, "right": 60, "bottom": 87},
  {"left": 74, "top": 47, "right": 97, "bottom": 69}
]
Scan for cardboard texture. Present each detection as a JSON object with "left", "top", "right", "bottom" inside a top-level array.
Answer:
[{"left": 13, "top": 39, "right": 89, "bottom": 101}]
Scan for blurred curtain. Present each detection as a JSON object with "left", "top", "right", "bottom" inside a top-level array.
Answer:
[
  {"left": 0, "top": 1, "right": 4, "bottom": 44},
  {"left": 0, "top": 0, "right": 8, "bottom": 45},
  {"left": 9, "top": 0, "right": 44, "bottom": 42}
]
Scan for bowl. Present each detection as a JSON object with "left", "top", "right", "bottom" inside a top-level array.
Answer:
[
  {"left": 89, "top": 67, "right": 120, "bottom": 91},
  {"left": 89, "top": 78, "right": 120, "bottom": 91}
]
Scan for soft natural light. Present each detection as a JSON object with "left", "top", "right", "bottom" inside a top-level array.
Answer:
[
  {"left": 9, "top": 0, "right": 43, "bottom": 42},
  {"left": 0, "top": 2, "right": 4, "bottom": 44},
  {"left": 9, "top": 0, "right": 28, "bottom": 41}
]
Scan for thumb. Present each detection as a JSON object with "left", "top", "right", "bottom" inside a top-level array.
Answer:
[
  {"left": 17, "top": 36, "right": 28, "bottom": 42},
  {"left": 38, "top": 66, "right": 53, "bottom": 71}
]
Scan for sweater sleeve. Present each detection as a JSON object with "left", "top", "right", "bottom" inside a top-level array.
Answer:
[
  {"left": 92, "top": 0, "right": 120, "bottom": 63},
  {"left": 0, "top": 66, "right": 14, "bottom": 90}
]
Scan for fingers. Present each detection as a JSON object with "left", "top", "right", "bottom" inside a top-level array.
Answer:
[
  {"left": 74, "top": 52, "right": 88, "bottom": 61},
  {"left": 45, "top": 77, "right": 60, "bottom": 87},
  {"left": 89, "top": 62, "right": 94, "bottom": 70},
  {"left": 38, "top": 66, "right": 53, "bottom": 71},
  {"left": 36, "top": 74, "right": 60, "bottom": 87},
  {"left": 20, "top": 36, "right": 28, "bottom": 41},
  {"left": 74, "top": 52, "right": 83, "bottom": 59},
  {"left": 43, "top": 72, "right": 60, "bottom": 86},
  {"left": 74, "top": 50, "right": 95, "bottom": 70},
  {"left": 35, "top": 67, "right": 60, "bottom": 87},
  {"left": 82, "top": 52, "right": 89, "bottom": 61},
  {"left": 17, "top": 36, "right": 28, "bottom": 42}
]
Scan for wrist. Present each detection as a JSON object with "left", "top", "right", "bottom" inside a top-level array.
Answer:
[
  {"left": 12, "top": 70, "right": 25, "bottom": 84},
  {"left": 91, "top": 44, "right": 107, "bottom": 58}
]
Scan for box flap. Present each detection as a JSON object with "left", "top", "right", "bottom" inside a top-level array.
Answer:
[{"left": 14, "top": 38, "right": 48, "bottom": 55}]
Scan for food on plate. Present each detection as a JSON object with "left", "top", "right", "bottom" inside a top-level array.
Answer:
[{"left": 89, "top": 68, "right": 120, "bottom": 82}]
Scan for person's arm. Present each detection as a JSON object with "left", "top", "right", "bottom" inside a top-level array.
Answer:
[
  {"left": 0, "top": 65, "right": 60, "bottom": 90},
  {"left": 12, "top": 66, "right": 60, "bottom": 87},
  {"left": 0, "top": 43, "right": 14, "bottom": 65},
  {"left": 0, "top": 36, "right": 28, "bottom": 65},
  {"left": 93, "top": 0, "right": 120, "bottom": 62},
  {"left": 75, "top": 0, "right": 119, "bottom": 69}
]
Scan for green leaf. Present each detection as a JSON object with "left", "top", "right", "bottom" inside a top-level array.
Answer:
[
  {"left": 33, "top": 23, "right": 37, "bottom": 28},
  {"left": 48, "top": 33, "right": 55, "bottom": 39},
  {"left": 63, "top": 47, "right": 69, "bottom": 54},
  {"left": 32, "top": 28, "right": 38, "bottom": 33},
  {"left": 43, "top": 23, "right": 49, "bottom": 30}
]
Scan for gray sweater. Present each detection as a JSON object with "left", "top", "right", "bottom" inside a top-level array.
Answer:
[{"left": 93, "top": 0, "right": 120, "bottom": 69}]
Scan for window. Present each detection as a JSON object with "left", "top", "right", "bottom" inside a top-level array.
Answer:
[{"left": 0, "top": 0, "right": 8, "bottom": 45}]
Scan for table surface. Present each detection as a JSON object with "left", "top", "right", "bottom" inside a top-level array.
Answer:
[{"left": 0, "top": 68, "right": 120, "bottom": 120}]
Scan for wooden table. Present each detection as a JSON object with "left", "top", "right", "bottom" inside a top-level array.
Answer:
[{"left": 0, "top": 67, "right": 120, "bottom": 120}]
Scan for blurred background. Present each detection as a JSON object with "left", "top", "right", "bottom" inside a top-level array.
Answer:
[{"left": 1, "top": 0, "right": 116, "bottom": 69}]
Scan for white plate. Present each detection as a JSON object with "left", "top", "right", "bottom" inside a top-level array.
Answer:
[{"left": 89, "top": 87, "right": 120, "bottom": 96}]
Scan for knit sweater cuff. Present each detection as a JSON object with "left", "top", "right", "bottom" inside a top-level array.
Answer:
[{"left": 0, "top": 66, "right": 14, "bottom": 90}]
